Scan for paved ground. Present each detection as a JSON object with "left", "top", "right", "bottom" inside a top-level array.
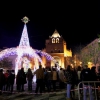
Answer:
[
  {"left": 0, "top": 82, "right": 73, "bottom": 100},
  {"left": 0, "top": 88, "right": 99, "bottom": 100},
  {"left": 0, "top": 90, "right": 67, "bottom": 100},
  {"left": 0, "top": 82, "right": 100, "bottom": 100}
]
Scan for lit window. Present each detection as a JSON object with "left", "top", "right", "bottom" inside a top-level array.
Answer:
[
  {"left": 52, "top": 38, "right": 55, "bottom": 43},
  {"left": 56, "top": 38, "right": 59, "bottom": 43}
]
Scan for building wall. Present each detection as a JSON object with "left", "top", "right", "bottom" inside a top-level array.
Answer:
[{"left": 46, "top": 38, "right": 64, "bottom": 53}]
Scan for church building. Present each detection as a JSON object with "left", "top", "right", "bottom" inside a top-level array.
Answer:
[{"left": 43, "top": 29, "right": 72, "bottom": 68}]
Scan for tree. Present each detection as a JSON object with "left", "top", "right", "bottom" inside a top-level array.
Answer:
[
  {"left": 81, "top": 47, "right": 93, "bottom": 65},
  {"left": 80, "top": 38, "right": 100, "bottom": 65},
  {"left": 72, "top": 44, "right": 85, "bottom": 66},
  {"left": 0, "top": 58, "right": 13, "bottom": 69}
]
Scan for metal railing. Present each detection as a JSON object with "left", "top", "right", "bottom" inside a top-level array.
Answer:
[{"left": 78, "top": 81, "right": 100, "bottom": 100}]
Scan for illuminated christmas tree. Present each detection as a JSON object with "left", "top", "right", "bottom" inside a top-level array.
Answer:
[
  {"left": 0, "top": 16, "right": 56, "bottom": 76},
  {"left": 19, "top": 16, "right": 30, "bottom": 47}
]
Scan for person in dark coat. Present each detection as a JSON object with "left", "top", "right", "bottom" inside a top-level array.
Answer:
[
  {"left": 81, "top": 65, "right": 93, "bottom": 100},
  {"left": 65, "top": 65, "right": 73, "bottom": 100},
  {"left": 71, "top": 68, "right": 78, "bottom": 98},
  {"left": 20, "top": 68, "right": 26, "bottom": 91},
  {"left": 9, "top": 70, "right": 15, "bottom": 92},
  {"left": 0, "top": 69, "right": 5, "bottom": 94},
  {"left": 16, "top": 70, "right": 21, "bottom": 91},
  {"left": 26, "top": 68, "right": 33, "bottom": 91}
]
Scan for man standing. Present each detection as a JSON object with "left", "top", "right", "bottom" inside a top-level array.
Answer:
[
  {"left": 81, "top": 65, "right": 93, "bottom": 100},
  {"left": 34, "top": 65, "right": 44, "bottom": 94}
]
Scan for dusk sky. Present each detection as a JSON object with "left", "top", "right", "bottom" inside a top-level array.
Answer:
[{"left": 0, "top": 1, "right": 100, "bottom": 51}]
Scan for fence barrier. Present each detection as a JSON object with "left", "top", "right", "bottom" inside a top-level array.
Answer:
[{"left": 78, "top": 81, "right": 100, "bottom": 100}]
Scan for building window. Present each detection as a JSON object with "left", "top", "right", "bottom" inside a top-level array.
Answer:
[
  {"left": 56, "top": 38, "right": 59, "bottom": 43},
  {"left": 52, "top": 38, "right": 55, "bottom": 43}
]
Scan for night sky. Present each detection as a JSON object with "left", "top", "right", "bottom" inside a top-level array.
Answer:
[{"left": 0, "top": 1, "right": 100, "bottom": 52}]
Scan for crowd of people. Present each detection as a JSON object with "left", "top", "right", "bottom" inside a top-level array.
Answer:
[
  {"left": 65, "top": 65, "right": 100, "bottom": 100},
  {"left": 0, "top": 64, "right": 100, "bottom": 100}
]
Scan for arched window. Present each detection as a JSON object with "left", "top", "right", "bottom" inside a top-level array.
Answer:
[
  {"left": 52, "top": 38, "right": 55, "bottom": 43},
  {"left": 56, "top": 38, "right": 59, "bottom": 43}
]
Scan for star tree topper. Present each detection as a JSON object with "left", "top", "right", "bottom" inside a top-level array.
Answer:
[{"left": 22, "top": 16, "right": 30, "bottom": 24}]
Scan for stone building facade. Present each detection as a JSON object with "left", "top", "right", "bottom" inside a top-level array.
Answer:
[{"left": 43, "top": 29, "right": 72, "bottom": 68}]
